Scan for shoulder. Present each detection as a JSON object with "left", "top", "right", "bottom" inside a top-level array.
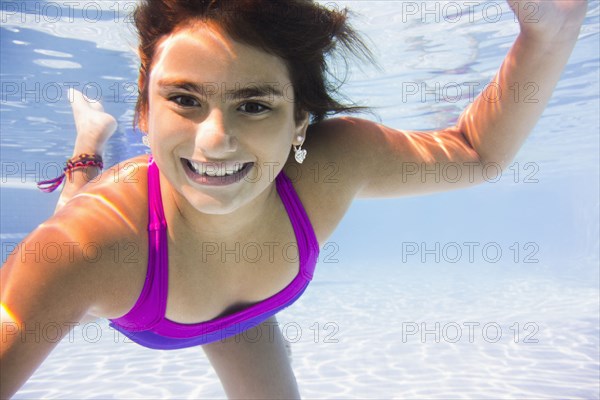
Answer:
[
  {"left": 283, "top": 116, "right": 370, "bottom": 192},
  {"left": 287, "top": 116, "right": 378, "bottom": 187},
  {"left": 59, "top": 154, "right": 150, "bottom": 235},
  {"left": 73, "top": 153, "right": 150, "bottom": 200},
  {"left": 43, "top": 155, "right": 150, "bottom": 316},
  {"left": 280, "top": 117, "right": 370, "bottom": 244}
]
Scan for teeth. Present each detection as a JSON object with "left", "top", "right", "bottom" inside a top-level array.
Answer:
[{"left": 188, "top": 160, "right": 245, "bottom": 177}]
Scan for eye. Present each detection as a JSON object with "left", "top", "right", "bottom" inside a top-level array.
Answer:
[
  {"left": 239, "top": 102, "right": 270, "bottom": 114},
  {"left": 169, "top": 95, "right": 200, "bottom": 108}
]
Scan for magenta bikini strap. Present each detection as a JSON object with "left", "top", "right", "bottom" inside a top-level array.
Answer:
[
  {"left": 275, "top": 171, "right": 319, "bottom": 281},
  {"left": 108, "top": 157, "right": 167, "bottom": 331},
  {"left": 146, "top": 157, "right": 169, "bottom": 325}
]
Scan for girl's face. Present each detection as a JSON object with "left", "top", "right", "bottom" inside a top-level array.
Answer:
[{"left": 145, "top": 22, "right": 308, "bottom": 215}]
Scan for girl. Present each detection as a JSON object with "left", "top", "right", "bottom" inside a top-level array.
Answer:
[{"left": 1, "top": 0, "right": 587, "bottom": 398}]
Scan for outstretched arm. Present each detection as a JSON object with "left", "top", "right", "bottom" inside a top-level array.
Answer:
[
  {"left": 317, "top": 0, "right": 588, "bottom": 199},
  {"left": 457, "top": 0, "right": 588, "bottom": 168}
]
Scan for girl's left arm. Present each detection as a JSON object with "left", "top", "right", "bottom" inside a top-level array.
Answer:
[
  {"left": 315, "top": 0, "right": 588, "bottom": 199},
  {"left": 457, "top": 0, "right": 588, "bottom": 168}
]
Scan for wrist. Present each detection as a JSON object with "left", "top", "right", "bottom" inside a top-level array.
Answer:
[
  {"left": 519, "top": 23, "right": 582, "bottom": 48},
  {"left": 518, "top": 6, "right": 586, "bottom": 45}
]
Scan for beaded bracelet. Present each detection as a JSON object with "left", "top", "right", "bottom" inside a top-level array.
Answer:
[{"left": 37, "top": 153, "right": 104, "bottom": 193}]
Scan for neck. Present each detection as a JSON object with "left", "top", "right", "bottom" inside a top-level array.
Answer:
[{"left": 158, "top": 171, "right": 279, "bottom": 241}]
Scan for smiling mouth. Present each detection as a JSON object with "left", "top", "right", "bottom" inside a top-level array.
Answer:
[
  {"left": 183, "top": 158, "right": 251, "bottom": 176},
  {"left": 181, "top": 158, "right": 254, "bottom": 186}
]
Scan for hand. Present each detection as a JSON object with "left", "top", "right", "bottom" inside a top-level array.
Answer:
[{"left": 508, "top": 0, "right": 588, "bottom": 41}]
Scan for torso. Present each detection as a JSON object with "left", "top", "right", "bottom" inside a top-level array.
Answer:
[{"left": 74, "top": 119, "right": 357, "bottom": 323}]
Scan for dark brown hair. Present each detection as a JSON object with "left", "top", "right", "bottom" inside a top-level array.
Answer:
[{"left": 133, "top": 0, "right": 375, "bottom": 131}]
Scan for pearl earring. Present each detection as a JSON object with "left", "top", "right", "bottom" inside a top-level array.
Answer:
[
  {"left": 293, "top": 136, "right": 307, "bottom": 164},
  {"left": 142, "top": 135, "right": 150, "bottom": 148}
]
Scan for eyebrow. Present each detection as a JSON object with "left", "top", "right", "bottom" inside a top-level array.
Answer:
[{"left": 156, "top": 79, "right": 284, "bottom": 100}]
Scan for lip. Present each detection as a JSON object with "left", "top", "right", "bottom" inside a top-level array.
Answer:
[{"left": 181, "top": 158, "right": 254, "bottom": 186}]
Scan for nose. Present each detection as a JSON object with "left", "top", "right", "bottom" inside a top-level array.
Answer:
[{"left": 195, "top": 108, "right": 238, "bottom": 157}]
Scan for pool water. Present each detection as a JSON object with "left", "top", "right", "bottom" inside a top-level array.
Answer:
[{"left": 1, "top": 1, "right": 599, "bottom": 398}]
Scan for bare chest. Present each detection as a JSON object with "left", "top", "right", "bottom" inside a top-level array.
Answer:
[
  {"left": 100, "top": 147, "right": 356, "bottom": 323},
  {"left": 165, "top": 197, "right": 302, "bottom": 323}
]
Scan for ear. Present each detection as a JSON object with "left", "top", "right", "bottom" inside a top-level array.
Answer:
[{"left": 293, "top": 111, "right": 310, "bottom": 145}]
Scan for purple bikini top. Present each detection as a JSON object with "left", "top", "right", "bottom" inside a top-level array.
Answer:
[{"left": 108, "top": 157, "right": 320, "bottom": 350}]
